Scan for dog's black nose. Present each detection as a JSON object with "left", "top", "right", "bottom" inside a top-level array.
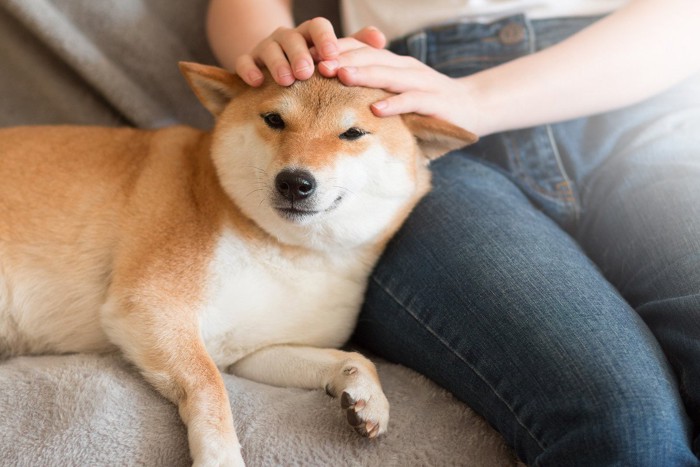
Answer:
[{"left": 275, "top": 169, "right": 316, "bottom": 201}]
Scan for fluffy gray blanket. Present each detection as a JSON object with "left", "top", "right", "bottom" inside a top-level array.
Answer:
[{"left": 0, "top": 353, "right": 516, "bottom": 466}]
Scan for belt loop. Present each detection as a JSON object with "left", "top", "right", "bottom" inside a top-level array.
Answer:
[
  {"left": 406, "top": 31, "right": 428, "bottom": 63},
  {"left": 522, "top": 15, "right": 536, "bottom": 54}
]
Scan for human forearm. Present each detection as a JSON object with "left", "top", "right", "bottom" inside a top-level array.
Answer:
[
  {"left": 466, "top": 0, "right": 700, "bottom": 135},
  {"left": 206, "top": 0, "right": 294, "bottom": 71},
  {"left": 333, "top": 0, "right": 700, "bottom": 137}
]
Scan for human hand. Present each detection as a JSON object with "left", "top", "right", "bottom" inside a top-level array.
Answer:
[
  {"left": 235, "top": 18, "right": 386, "bottom": 87},
  {"left": 332, "top": 44, "right": 482, "bottom": 136}
]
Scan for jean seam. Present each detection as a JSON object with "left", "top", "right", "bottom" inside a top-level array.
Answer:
[
  {"left": 545, "top": 124, "right": 580, "bottom": 222},
  {"left": 526, "top": 17, "right": 579, "bottom": 218},
  {"left": 370, "top": 274, "right": 548, "bottom": 453}
]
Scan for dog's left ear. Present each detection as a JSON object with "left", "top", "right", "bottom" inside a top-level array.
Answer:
[
  {"left": 402, "top": 113, "right": 478, "bottom": 160},
  {"left": 179, "top": 62, "right": 246, "bottom": 116}
]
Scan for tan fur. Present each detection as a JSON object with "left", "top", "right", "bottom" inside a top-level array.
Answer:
[{"left": 0, "top": 63, "right": 476, "bottom": 466}]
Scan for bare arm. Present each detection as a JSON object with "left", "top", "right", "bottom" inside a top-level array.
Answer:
[
  {"left": 206, "top": 0, "right": 385, "bottom": 86},
  {"left": 333, "top": 0, "right": 700, "bottom": 136},
  {"left": 470, "top": 0, "right": 700, "bottom": 135},
  {"left": 207, "top": 0, "right": 294, "bottom": 72}
]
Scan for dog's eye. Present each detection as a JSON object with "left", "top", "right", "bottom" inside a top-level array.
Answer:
[
  {"left": 262, "top": 113, "right": 285, "bottom": 130},
  {"left": 339, "top": 127, "right": 367, "bottom": 141}
]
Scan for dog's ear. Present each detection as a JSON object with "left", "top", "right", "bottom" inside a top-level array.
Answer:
[
  {"left": 402, "top": 113, "right": 478, "bottom": 160},
  {"left": 179, "top": 62, "right": 246, "bottom": 116}
]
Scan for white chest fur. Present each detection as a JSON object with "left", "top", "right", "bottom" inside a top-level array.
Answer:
[{"left": 200, "top": 230, "right": 374, "bottom": 368}]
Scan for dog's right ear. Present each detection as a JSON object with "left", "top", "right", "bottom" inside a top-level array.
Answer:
[
  {"left": 179, "top": 62, "right": 246, "bottom": 116},
  {"left": 402, "top": 113, "right": 479, "bottom": 160}
]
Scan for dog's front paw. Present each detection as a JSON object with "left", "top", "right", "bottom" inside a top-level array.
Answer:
[
  {"left": 193, "top": 451, "right": 245, "bottom": 467},
  {"left": 327, "top": 360, "right": 390, "bottom": 438},
  {"left": 192, "top": 442, "right": 245, "bottom": 467},
  {"left": 340, "top": 387, "right": 390, "bottom": 438}
]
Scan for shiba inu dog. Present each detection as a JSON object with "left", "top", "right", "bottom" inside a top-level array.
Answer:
[{"left": 0, "top": 62, "right": 477, "bottom": 466}]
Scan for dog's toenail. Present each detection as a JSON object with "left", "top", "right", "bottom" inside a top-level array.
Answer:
[{"left": 353, "top": 400, "right": 366, "bottom": 411}]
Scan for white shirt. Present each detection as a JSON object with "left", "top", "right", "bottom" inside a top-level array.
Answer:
[{"left": 341, "top": 0, "right": 630, "bottom": 40}]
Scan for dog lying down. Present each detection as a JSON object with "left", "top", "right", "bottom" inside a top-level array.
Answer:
[{"left": 0, "top": 62, "right": 477, "bottom": 466}]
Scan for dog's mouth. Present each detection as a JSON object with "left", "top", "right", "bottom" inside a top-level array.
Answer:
[{"left": 275, "top": 196, "right": 343, "bottom": 221}]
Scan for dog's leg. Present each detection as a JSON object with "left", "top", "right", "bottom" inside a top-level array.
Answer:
[
  {"left": 230, "top": 346, "right": 389, "bottom": 437},
  {"left": 101, "top": 297, "right": 244, "bottom": 467}
]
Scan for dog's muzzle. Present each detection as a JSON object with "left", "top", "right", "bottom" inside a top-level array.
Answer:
[{"left": 273, "top": 168, "right": 343, "bottom": 221}]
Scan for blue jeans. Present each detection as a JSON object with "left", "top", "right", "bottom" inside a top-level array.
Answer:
[{"left": 353, "top": 15, "right": 700, "bottom": 466}]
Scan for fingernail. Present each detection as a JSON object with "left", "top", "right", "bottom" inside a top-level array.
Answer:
[
  {"left": 372, "top": 101, "right": 388, "bottom": 111},
  {"left": 247, "top": 71, "right": 263, "bottom": 84},
  {"left": 278, "top": 66, "right": 292, "bottom": 79},
  {"left": 294, "top": 60, "right": 312, "bottom": 75},
  {"left": 321, "top": 60, "right": 338, "bottom": 71}
]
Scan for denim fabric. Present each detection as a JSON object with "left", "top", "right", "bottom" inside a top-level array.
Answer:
[{"left": 353, "top": 15, "right": 700, "bottom": 466}]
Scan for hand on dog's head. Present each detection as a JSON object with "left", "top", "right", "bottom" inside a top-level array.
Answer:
[
  {"left": 179, "top": 62, "right": 477, "bottom": 160},
  {"left": 179, "top": 62, "right": 477, "bottom": 250}
]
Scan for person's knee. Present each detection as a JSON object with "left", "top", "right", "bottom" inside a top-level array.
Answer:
[{"left": 579, "top": 149, "right": 700, "bottom": 297}]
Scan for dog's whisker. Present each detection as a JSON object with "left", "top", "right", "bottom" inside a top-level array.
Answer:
[
  {"left": 245, "top": 188, "right": 265, "bottom": 198},
  {"left": 332, "top": 186, "right": 354, "bottom": 195}
]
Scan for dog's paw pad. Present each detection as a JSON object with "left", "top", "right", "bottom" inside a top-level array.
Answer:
[{"left": 340, "top": 391, "right": 354, "bottom": 409}]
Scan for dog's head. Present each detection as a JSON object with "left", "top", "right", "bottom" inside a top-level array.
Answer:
[{"left": 180, "top": 62, "right": 477, "bottom": 251}]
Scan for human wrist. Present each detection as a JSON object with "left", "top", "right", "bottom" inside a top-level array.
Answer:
[
  {"left": 453, "top": 76, "right": 491, "bottom": 138},
  {"left": 457, "top": 70, "right": 522, "bottom": 138}
]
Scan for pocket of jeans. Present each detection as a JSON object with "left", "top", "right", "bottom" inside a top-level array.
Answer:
[{"left": 428, "top": 20, "right": 531, "bottom": 77}]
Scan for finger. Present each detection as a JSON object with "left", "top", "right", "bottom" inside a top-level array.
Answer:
[
  {"left": 337, "top": 64, "right": 430, "bottom": 93},
  {"left": 257, "top": 40, "right": 295, "bottom": 86},
  {"left": 319, "top": 46, "right": 404, "bottom": 78},
  {"left": 273, "top": 29, "right": 314, "bottom": 80},
  {"left": 311, "top": 29, "right": 385, "bottom": 61},
  {"left": 317, "top": 59, "right": 340, "bottom": 77},
  {"left": 351, "top": 26, "right": 387, "bottom": 49},
  {"left": 235, "top": 54, "right": 265, "bottom": 86},
  {"left": 370, "top": 91, "right": 437, "bottom": 117},
  {"left": 336, "top": 46, "right": 417, "bottom": 70},
  {"left": 317, "top": 35, "right": 390, "bottom": 77},
  {"left": 313, "top": 37, "right": 365, "bottom": 77},
  {"left": 336, "top": 37, "right": 372, "bottom": 55},
  {"left": 296, "top": 17, "right": 338, "bottom": 60},
  {"left": 312, "top": 35, "right": 372, "bottom": 64},
  {"left": 310, "top": 38, "right": 360, "bottom": 61}
]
